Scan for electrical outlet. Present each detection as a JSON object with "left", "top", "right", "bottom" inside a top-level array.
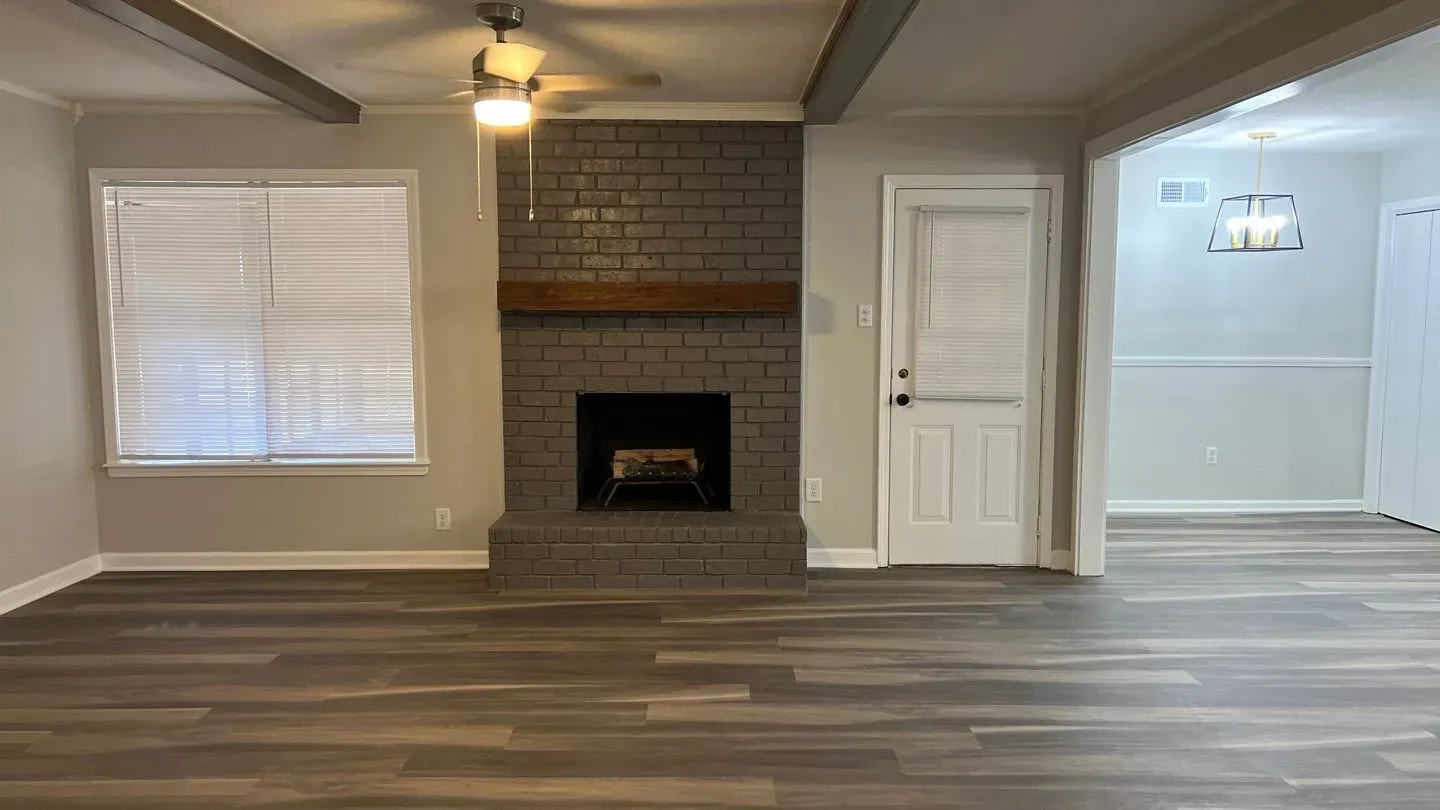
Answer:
[
  {"left": 1205, "top": 447, "right": 1219, "bottom": 466},
  {"left": 857, "top": 304, "right": 874, "bottom": 328},
  {"left": 434, "top": 507, "right": 452, "bottom": 531},
  {"left": 805, "top": 478, "right": 823, "bottom": 502}
]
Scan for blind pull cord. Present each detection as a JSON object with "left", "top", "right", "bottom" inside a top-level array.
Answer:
[
  {"left": 264, "top": 191, "right": 277, "bottom": 307},
  {"left": 112, "top": 194, "right": 127, "bottom": 307}
]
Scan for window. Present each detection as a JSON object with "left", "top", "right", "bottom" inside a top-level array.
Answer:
[{"left": 93, "top": 173, "right": 425, "bottom": 476}]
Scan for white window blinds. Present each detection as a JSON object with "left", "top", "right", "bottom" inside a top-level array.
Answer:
[
  {"left": 101, "top": 182, "right": 417, "bottom": 463},
  {"left": 913, "top": 208, "right": 1032, "bottom": 401}
]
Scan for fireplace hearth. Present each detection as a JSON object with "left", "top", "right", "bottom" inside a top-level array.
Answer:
[{"left": 577, "top": 392, "right": 730, "bottom": 511}]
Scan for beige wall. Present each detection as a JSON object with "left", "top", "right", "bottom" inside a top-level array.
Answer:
[
  {"left": 0, "top": 91, "right": 100, "bottom": 589},
  {"left": 803, "top": 115, "right": 1084, "bottom": 554},
  {"left": 74, "top": 113, "right": 505, "bottom": 554},
  {"left": 71, "top": 111, "right": 1082, "bottom": 560}
]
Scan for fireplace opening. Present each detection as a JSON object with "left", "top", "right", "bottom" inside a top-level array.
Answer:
[{"left": 576, "top": 392, "right": 730, "bottom": 511}]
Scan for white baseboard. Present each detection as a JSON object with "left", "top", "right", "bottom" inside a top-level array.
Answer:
[
  {"left": 1107, "top": 499, "right": 1365, "bottom": 515},
  {"left": 100, "top": 550, "right": 490, "bottom": 572},
  {"left": 808, "top": 547, "right": 879, "bottom": 569},
  {"left": 0, "top": 555, "right": 102, "bottom": 616}
]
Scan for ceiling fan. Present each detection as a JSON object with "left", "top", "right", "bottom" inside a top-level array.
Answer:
[{"left": 378, "top": 2, "right": 663, "bottom": 126}]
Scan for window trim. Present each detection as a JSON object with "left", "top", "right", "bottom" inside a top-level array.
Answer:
[{"left": 89, "top": 168, "right": 429, "bottom": 478}]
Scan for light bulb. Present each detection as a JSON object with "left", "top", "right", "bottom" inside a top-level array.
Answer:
[
  {"left": 474, "top": 98, "right": 531, "bottom": 127},
  {"left": 1226, "top": 217, "right": 1248, "bottom": 249},
  {"left": 1226, "top": 213, "right": 1288, "bottom": 249},
  {"left": 1260, "top": 215, "right": 1286, "bottom": 247}
]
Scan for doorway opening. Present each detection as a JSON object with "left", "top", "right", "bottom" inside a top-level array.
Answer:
[{"left": 1075, "top": 27, "right": 1440, "bottom": 574}]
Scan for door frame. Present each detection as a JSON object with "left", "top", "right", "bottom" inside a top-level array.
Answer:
[
  {"left": 1362, "top": 194, "right": 1440, "bottom": 511},
  {"left": 875, "top": 174, "right": 1066, "bottom": 569}
]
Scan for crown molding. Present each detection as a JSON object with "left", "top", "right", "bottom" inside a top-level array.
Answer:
[
  {"left": 364, "top": 101, "right": 805, "bottom": 121},
  {"left": 74, "top": 100, "right": 805, "bottom": 122},
  {"left": 876, "top": 105, "right": 1088, "bottom": 119},
  {"left": 79, "top": 102, "right": 292, "bottom": 115},
  {"left": 0, "top": 79, "right": 72, "bottom": 111}
]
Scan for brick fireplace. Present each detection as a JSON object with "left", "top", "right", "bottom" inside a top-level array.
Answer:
[{"left": 487, "top": 119, "right": 807, "bottom": 590}]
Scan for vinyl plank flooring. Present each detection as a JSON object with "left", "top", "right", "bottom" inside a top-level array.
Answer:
[{"left": 1, "top": 515, "right": 1439, "bottom": 807}]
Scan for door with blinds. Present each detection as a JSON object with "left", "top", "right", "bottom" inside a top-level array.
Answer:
[{"left": 887, "top": 187, "right": 1050, "bottom": 565}]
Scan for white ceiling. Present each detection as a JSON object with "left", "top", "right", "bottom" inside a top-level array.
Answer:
[
  {"left": 0, "top": 0, "right": 845, "bottom": 108},
  {"left": 848, "top": 0, "right": 1267, "bottom": 115},
  {"left": 0, "top": 0, "right": 266, "bottom": 104},
  {"left": 1163, "top": 34, "right": 1440, "bottom": 153}
]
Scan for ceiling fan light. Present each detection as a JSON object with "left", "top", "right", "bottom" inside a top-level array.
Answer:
[
  {"left": 474, "top": 98, "right": 531, "bottom": 126},
  {"left": 472, "top": 84, "right": 532, "bottom": 127}
]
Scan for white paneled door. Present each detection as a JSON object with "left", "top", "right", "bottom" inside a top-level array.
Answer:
[
  {"left": 1378, "top": 208, "right": 1440, "bottom": 531},
  {"left": 887, "top": 188, "right": 1051, "bottom": 565}
]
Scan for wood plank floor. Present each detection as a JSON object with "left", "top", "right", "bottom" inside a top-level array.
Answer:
[{"left": 3, "top": 514, "right": 1440, "bottom": 807}]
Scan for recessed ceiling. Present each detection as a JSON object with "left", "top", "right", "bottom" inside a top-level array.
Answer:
[
  {"left": 0, "top": 0, "right": 845, "bottom": 108},
  {"left": 848, "top": 0, "right": 1267, "bottom": 115},
  {"left": 1163, "top": 34, "right": 1440, "bottom": 153}
]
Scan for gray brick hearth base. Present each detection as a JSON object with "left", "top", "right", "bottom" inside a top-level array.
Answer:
[{"left": 489, "top": 511, "right": 807, "bottom": 591}]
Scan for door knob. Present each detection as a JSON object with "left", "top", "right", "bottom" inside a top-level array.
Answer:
[{"left": 895, "top": 393, "right": 911, "bottom": 407}]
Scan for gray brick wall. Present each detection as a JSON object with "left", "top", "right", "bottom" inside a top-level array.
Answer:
[
  {"left": 501, "top": 313, "right": 800, "bottom": 512},
  {"left": 496, "top": 121, "right": 803, "bottom": 513},
  {"left": 495, "top": 120, "right": 802, "bottom": 284}
]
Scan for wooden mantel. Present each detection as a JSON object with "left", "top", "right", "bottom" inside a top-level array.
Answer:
[{"left": 497, "top": 281, "right": 800, "bottom": 314}]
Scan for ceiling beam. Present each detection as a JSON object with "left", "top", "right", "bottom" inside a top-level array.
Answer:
[
  {"left": 803, "top": 0, "right": 921, "bottom": 124},
  {"left": 65, "top": 0, "right": 361, "bottom": 124}
]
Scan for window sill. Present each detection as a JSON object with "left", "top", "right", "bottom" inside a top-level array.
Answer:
[{"left": 104, "top": 460, "right": 431, "bottom": 478}]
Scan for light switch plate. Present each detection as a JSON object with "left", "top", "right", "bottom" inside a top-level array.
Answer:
[{"left": 857, "top": 304, "right": 874, "bottom": 328}]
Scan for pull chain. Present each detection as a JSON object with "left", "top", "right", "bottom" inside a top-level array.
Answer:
[
  {"left": 475, "top": 119, "right": 484, "bottom": 222},
  {"left": 527, "top": 117, "right": 536, "bottom": 222}
]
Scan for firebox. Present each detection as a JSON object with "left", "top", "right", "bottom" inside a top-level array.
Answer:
[{"left": 576, "top": 392, "right": 730, "bottom": 511}]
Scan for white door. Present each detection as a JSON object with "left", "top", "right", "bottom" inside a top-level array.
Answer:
[
  {"left": 1378, "top": 209, "right": 1440, "bottom": 531},
  {"left": 886, "top": 187, "right": 1050, "bottom": 565}
]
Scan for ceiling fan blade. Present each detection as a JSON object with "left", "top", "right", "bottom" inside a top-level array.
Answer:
[
  {"left": 478, "top": 42, "right": 548, "bottom": 84},
  {"left": 530, "top": 73, "right": 662, "bottom": 93},
  {"left": 534, "top": 98, "right": 587, "bottom": 115},
  {"left": 335, "top": 62, "right": 481, "bottom": 85},
  {"left": 445, "top": 89, "right": 476, "bottom": 99}
]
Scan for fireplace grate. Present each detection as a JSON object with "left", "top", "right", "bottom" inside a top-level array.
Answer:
[{"left": 598, "top": 448, "right": 711, "bottom": 507}]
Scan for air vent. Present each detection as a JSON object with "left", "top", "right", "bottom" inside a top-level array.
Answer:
[{"left": 1157, "top": 177, "right": 1209, "bottom": 207}]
